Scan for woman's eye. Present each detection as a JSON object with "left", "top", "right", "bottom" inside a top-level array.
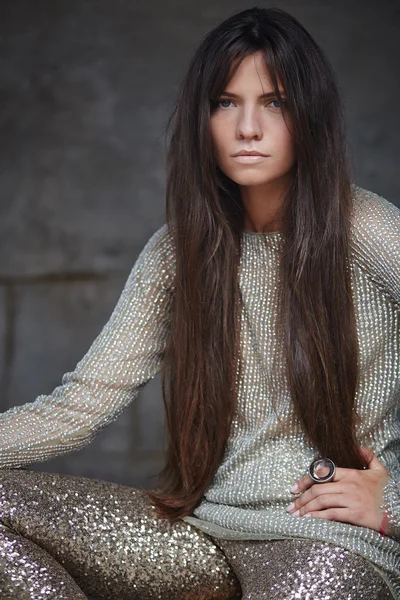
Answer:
[
  {"left": 215, "top": 99, "right": 232, "bottom": 108},
  {"left": 270, "top": 99, "right": 286, "bottom": 109}
]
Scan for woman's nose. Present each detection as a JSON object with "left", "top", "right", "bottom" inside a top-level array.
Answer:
[{"left": 236, "top": 107, "right": 263, "bottom": 139}]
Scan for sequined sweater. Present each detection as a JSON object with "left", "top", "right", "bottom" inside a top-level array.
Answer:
[{"left": 0, "top": 186, "right": 399, "bottom": 594}]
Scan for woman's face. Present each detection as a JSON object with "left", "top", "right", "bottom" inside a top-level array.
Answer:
[{"left": 210, "top": 51, "right": 296, "bottom": 192}]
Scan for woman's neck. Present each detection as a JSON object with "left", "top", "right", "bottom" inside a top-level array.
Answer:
[{"left": 241, "top": 184, "right": 287, "bottom": 234}]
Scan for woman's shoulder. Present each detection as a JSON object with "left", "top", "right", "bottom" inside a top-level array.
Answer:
[
  {"left": 139, "top": 223, "right": 175, "bottom": 265},
  {"left": 142, "top": 223, "right": 174, "bottom": 253},
  {"left": 127, "top": 223, "right": 176, "bottom": 291},
  {"left": 349, "top": 184, "right": 400, "bottom": 303}
]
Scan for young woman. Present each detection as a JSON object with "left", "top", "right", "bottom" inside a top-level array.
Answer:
[{"left": 0, "top": 6, "right": 398, "bottom": 600}]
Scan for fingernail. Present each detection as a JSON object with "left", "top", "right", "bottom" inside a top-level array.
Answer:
[
  {"left": 290, "top": 483, "right": 299, "bottom": 494},
  {"left": 286, "top": 503, "right": 295, "bottom": 513},
  {"left": 292, "top": 509, "right": 300, "bottom": 517}
]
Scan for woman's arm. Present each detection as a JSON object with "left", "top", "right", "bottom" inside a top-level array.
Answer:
[{"left": 0, "top": 224, "right": 174, "bottom": 469}]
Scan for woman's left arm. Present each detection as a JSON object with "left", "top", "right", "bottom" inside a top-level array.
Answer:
[
  {"left": 287, "top": 189, "right": 400, "bottom": 540},
  {"left": 287, "top": 448, "right": 400, "bottom": 540}
]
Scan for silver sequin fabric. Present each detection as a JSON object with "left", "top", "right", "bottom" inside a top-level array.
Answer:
[
  {"left": 382, "top": 478, "right": 400, "bottom": 538},
  {"left": 0, "top": 468, "right": 241, "bottom": 599},
  {"left": 0, "top": 185, "right": 399, "bottom": 596},
  {"left": 212, "top": 538, "right": 394, "bottom": 599}
]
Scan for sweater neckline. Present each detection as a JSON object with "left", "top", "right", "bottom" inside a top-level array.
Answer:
[{"left": 242, "top": 230, "right": 283, "bottom": 239}]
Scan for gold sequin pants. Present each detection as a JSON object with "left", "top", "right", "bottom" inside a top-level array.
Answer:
[{"left": 0, "top": 468, "right": 394, "bottom": 600}]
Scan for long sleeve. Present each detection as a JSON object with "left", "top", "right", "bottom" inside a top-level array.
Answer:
[
  {"left": 351, "top": 186, "right": 400, "bottom": 538},
  {"left": 0, "top": 224, "right": 175, "bottom": 469}
]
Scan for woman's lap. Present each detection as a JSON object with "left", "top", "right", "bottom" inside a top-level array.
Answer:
[
  {"left": 0, "top": 468, "right": 393, "bottom": 600},
  {"left": 0, "top": 468, "right": 240, "bottom": 600}
]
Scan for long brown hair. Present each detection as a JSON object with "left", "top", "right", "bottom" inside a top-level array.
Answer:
[{"left": 147, "top": 7, "right": 364, "bottom": 520}]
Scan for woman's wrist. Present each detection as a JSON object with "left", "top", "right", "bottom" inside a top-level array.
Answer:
[{"left": 379, "top": 511, "right": 394, "bottom": 536}]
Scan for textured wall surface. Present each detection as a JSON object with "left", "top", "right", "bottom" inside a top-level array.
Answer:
[{"left": 0, "top": 0, "right": 399, "bottom": 488}]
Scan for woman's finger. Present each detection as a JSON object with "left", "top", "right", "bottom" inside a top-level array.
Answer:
[
  {"left": 290, "top": 474, "right": 314, "bottom": 494},
  {"left": 287, "top": 482, "right": 346, "bottom": 513},
  {"left": 288, "top": 493, "right": 349, "bottom": 517},
  {"left": 291, "top": 467, "right": 347, "bottom": 494}
]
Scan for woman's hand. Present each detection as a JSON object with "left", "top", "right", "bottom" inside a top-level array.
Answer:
[{"left": 286, "top": 448, "right": 392, "bottom": 533}]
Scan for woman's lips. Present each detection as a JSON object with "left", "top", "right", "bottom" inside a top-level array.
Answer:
[{"left": 232, "top": 155, "right": 269, "bottom": 163}]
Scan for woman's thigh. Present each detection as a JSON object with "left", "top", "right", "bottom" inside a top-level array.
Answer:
[
  {"left": 0, "top": 468, "right": 241, "bottom": 600},
  {"left": 212, "top": 537, "right": 394, "bottom": 600}
]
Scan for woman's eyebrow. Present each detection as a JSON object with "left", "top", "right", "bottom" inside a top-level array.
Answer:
[{"left": 220, "top": 90, "right": 286, "bottom": 98}]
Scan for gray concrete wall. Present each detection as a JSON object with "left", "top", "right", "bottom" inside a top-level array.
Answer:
[{"left": 0, "top": 0, "right": 399, "bottom": 488}]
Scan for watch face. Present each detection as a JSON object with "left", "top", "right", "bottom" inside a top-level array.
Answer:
[{"left": 309, "top": 457, "right": 336, "bottom": 483}]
